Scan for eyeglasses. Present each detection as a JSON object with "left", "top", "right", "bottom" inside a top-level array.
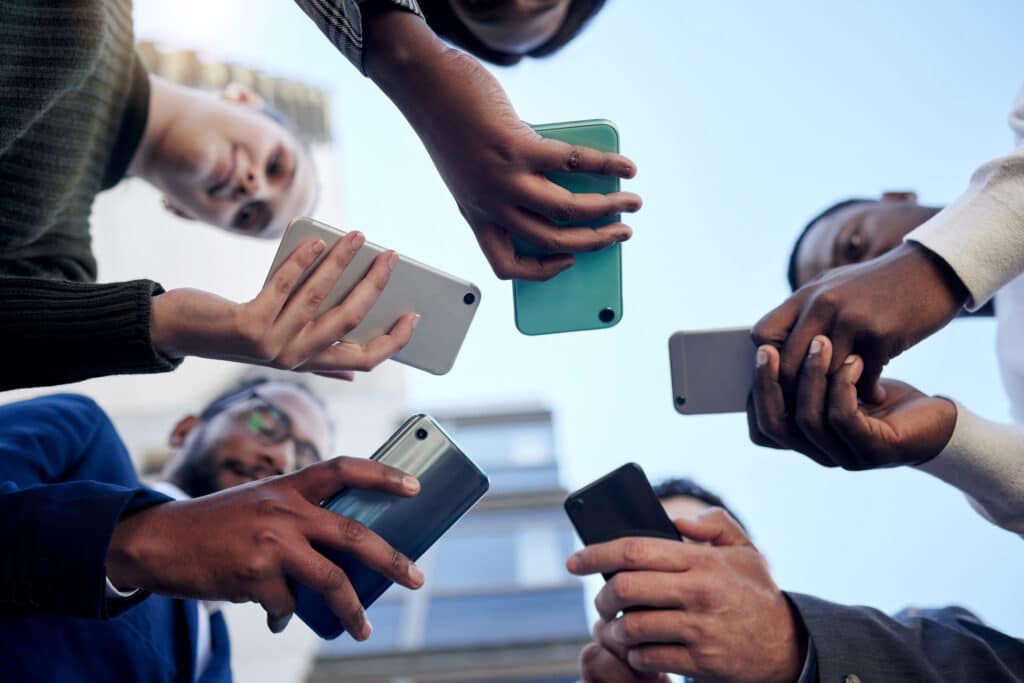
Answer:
[{"left": 201, "top": 387, "right": 322, "bottom": 468}]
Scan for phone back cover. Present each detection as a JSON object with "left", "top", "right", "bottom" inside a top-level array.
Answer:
[
  {"left": 294, "top": 416, "right": 490, "bottom": 639},
  {"left": 513, "top": 120, "right": 623, "bottom": 335}
]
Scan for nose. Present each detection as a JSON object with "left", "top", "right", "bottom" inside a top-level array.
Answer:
[
  {"left": 233, "top": 170, "right": 261, "bottom": 199},
  {"left": 260, "top": 445, "right": 296, "bottom": 476}
]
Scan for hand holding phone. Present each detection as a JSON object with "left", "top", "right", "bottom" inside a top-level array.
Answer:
[
  {"left": 668, "top": 327, "right": 757, "bottom": 414},
  {"left": 266, "top": 218, "right": 481, "bottom": 375},
  {"left": 294, "top": 415, "right": 489, "bottom": 639}
]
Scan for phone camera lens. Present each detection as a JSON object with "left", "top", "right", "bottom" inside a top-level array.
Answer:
[
  {"left": 598, "top": 307, "right": 615, "bottom": 323},
  {"left": 675, "top": 396, "right": 686, "bottom": 406},
  {"left": 463, "top": 292, "right": 476, "bottom": 305},
  {"left": 415, "top": 428, "right": 428, "bottom": 440},
  {"left": 571, "top": 497, "right": 584, "bottom": 510}
]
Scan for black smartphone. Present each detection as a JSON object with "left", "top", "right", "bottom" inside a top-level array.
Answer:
[
  {"left": 294, "top": 414, "right": 490, "bottom": 639},
  {"left": 564, "top": 463, "right": 680, "bottom": 581}
]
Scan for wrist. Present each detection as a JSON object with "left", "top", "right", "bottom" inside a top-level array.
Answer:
[
  {"left": 107, "top": 503, "right": 166, "bottom": 593},
  {"left": 774, "top": 593, "right": 810, "bottom": 683},
  {"left": 363, "top": 6, "right": 447, "bottom": 88},
  {"left": 149, "top": 291, "right": 184, "bottom": 360},
  {"left": 899, "top": 241, "right": 970, "bottom": 313}
]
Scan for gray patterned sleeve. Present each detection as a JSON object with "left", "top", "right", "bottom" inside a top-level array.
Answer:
[{"left": 293, "top": 0, "right": 424, "bottom": 73}]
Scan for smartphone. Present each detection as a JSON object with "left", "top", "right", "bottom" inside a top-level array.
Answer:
[
  {"left": 294, "top": 414, "right": 490, "bottom": 639},
  {"left": 564, "top": 463, "right": 679, "bottom": 581},
  {"left": 513, "top": 119, "right": 624, "bottom": 336},
  {"left": 668, "top": 327, "right": 756, "bottom": 415},
  {"left": 266, "top": 217, "right": 481, "bottom": 375}
]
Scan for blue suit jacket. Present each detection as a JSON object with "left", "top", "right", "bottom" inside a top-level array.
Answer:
[{"left": 0, "top": 394, "right": 231, "bottom": 682}]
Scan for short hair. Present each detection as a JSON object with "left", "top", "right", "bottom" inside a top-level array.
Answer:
[
  {"left": 199, "top": 376, "right": 327, "bottom": 422},
  {"left": 652, "top": 477, "right": 748, "bottom": 534},
  {"left": 419, "top": 0, "right": 607, "bottom": 66},
  {"left": 787, "top": 198, "right": 873, "bottom": 292}
]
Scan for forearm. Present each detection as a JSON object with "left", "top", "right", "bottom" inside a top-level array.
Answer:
[
  {"left": 787, "top": 592, "right": 1024, "bottom": 682},
  {"left": 0, "top": 278, "right": 181, "bottom": 390},
  {"left": 916, "top": 401, "right": 1024, "bottom": 537},
  {"left": 906, "top": 148, "right": 1024, "bottom": 309}
]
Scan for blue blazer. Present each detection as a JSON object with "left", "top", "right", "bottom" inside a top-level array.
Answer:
[{"left": 0, "top": 394, "right": 231, "bottom": 682}]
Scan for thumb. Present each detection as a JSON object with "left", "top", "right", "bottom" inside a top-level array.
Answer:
[{"left": 673, "top": 507, "right": 752, "bottom": 547}]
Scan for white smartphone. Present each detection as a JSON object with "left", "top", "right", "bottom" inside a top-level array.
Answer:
[
  {"left": 266, "top": 217, "right": 481, "bottom": 375},
  {"left": 668, "top": 327, "right": 756, "bottom": 414}
]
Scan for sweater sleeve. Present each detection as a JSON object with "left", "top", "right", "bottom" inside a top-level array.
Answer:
[
  {"left": 916, "top": 401, "right": 1024, "bottom": 537},
  {"left": 0, "top": 277, "right": 182, "bottom": 391},
  {"left": 905, "top": 89, "right": 1024, "bottom": 310},
  {"left": 292, "top": 0, "right": 424, "bottom": 74}
]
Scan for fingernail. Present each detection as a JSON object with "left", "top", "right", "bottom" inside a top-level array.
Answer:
[
  {"left": 411, "top": 313, "right": 421, "bottom": 329},
  {"left": 755, "top": 347, "right": 769, "bottom": 367},
  {"left": 402, "top": 475, "right": 420, "bottom": 494},
  {"left": 408, "top": 563, "right": 425, "bottom": 585},
  {"left": 566, "top": 553, "right": 581, "bottom": 573},
  {"left": 312, "top": 240, "right": 326, "bottom": 256},
  {"left": 387, "top": 251, "right": 399, "bottom": 270},
  {"left": 808, "top": 339, "right": 822, "bottom": 356},
  {"left": 616, "top": 231, "right": 631, "bottom": 242},
  {"left": 359, "top": 618, "right": 373, "bottom": 640},
  {"left": 843, "top": 355, "right": 857, "bottom": 365},
  {"left": 349, "top": 232, "right": 365, "bottom": 250}
]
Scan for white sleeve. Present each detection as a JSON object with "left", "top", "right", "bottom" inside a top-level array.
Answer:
[
  {"left": 905, "top": 87, "right": 1024, "bottom": 310},
  {"left": 916, "top": 402, "right": 1024, "bottom": 537}
]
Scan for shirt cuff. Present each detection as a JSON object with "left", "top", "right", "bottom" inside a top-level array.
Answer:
[
  {"left": 916, "top": 400, "right": 1024, "bottom": 535},
  {"left": 105, "top": 577, "right": 139, "bottom": 600},
  {"left": 795, "top": 643, "right": 818, "bottom": 683},
  {"left": 293, "top": 0, "right": 424, "bottom": 75},
  {"left": 905, "top": 149, "right": 1024, "bottom": 310}
]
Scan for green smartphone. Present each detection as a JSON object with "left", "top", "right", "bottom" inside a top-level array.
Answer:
[{"left": 513, "top": 119, "right": 624, "bottom": 336}]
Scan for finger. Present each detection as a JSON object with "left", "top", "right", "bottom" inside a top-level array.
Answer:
[
  {"left": 595, "top": 571, "right": 697, "bottom": 621},
  {"left": 306, "top": 312, "right": 419, "bottom": 373},
  {"left": 580, "top": 641, "right": 663, "bottom": 683},
  {"left": 827, "top": 355, "right": 882, "bottom": 459},
  {"left": 521, "top": 179, "right": 642, "bottom": 224},
  {"left": 287, "top": 455, "right": 420, "bottom": 504},
  {"left": 672, "top": 507, "right": 752, "bottom": 548},
  {"left": 751, "top": 296, "right": 802, "bottom": 347},
  {"left": 286, "top": 249, "right": 398, "bottom": 364},
  {"left": 608, "top": 610, "right": 697, "bottom": 649},
  {"left": 256, "top": 579, "right": 296, "bottom": 634},
  {"left": 536, "top": 139, "right": 637, "bottom": 178},
  {"left": 753, "top": 344, "right": 833, "bottom": 466},
  {"left": 473, "top": 221, "right": 574, "bottom": 281},
  {"left": 778, "top": 304, "right": 833, "bottom": 399},
  {"left": 507, "top": 209, "right": 632, "bottom": 254},
  {"left": 567, "top": 537, "right": 700, "bottom": 577},
  {"left": 746, "top": 392, "right": 780, "bottom": 449},
  {"left": 628, "top": 645, "right": 697, "bottom": 676},
  {"left": 793, "top": 336, "right": 846, "bottom": 464},
  {"left": 305, "top": 506, "right": 425, "bottom": 590},
  {"left": 272, "top": 232, "right": 362, "bottom": 343},
  {"left": 280, "top": 543, "right": 372, "bottom": 641},
  {"left": 312, "top": 370, "right": 356, "bottom": 382},
  {"left": 252, "top": 238, "right": 326, "bottom": 320}
]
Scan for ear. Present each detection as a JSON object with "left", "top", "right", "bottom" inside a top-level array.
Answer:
[
  {"left": 221, "top": 82, "right": 265, "bottom": 111},
  {"left": 161, "top": 196, "right": 196, "bottom": 221},
  {"left": 880, "top": 190, "right": 918, "bottom": 205},
  {"left": 169, "top": 415, "right": 201, "bottom": 448}
]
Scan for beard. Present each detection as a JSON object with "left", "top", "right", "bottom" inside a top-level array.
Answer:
[{"left": 173, "top": 433, "right": 224, "bottom": 498}]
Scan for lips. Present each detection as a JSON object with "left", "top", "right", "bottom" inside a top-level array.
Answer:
[{"left": 207, "top": 145, "right": 237, "bottom": 198}]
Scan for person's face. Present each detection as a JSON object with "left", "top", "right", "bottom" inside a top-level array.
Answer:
[
  {"left": 157, "top": 85, "right": 317, "bottom": 239},
  {"left": 173, "top": 384, "right": 331, "bottom": 497},
  {"left": 449, "top": 0, "right": 572, "bottom": 55},
  {"left": 793, "top": 192, "right": 941, "bottom": 288},
  {"left": 661, "top": 494, "right": 713, "bottom": 522}
]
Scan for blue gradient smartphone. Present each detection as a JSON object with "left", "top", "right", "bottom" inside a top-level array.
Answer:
[{"left": 294, "top": 415, "right": 490, "bottom": 639}]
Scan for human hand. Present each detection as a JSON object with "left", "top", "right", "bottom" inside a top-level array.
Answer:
[
  {"left": 748, "top": 336, "right": 957, "bottom": 468},
  {"left": 364, "top": 11, "right": 641, "bottom": 280},
  {"left": 149, "top": 232, "right": 418, "bottom": 379},
  {"left": 107, "top": 456, "right": 424, "bottom": 638},
  {"left": 753, "top": 242, "right": 967, "bottom": 402},
  {"left": 568, "top": 509, "right": 806, "bottom": 683},
  {"left": 579, "top": 641, "right": 670, "bottom": 683}
]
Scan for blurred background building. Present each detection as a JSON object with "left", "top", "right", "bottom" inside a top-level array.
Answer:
[{"left": 309, "top": 408, "right": 589, "bottom": 683}]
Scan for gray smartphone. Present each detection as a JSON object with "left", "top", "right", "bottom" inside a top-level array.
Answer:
[
  {"left": 668, "top": 327, "right": 756, "bottom": 414},
  {"left": 266, "top": 217, "right": 481, "bottom": 375},
  {"left": 294, "top": 414, "right": 490, "bottom": 640}
]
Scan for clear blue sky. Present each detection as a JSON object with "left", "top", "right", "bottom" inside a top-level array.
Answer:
[{"left": 136, "top": 0, "right": 1024, "bottom": 633}]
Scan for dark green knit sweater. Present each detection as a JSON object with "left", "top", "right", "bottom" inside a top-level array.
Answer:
[{"left": 0, "top": 0, "right": 180, "bottom": 389}]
